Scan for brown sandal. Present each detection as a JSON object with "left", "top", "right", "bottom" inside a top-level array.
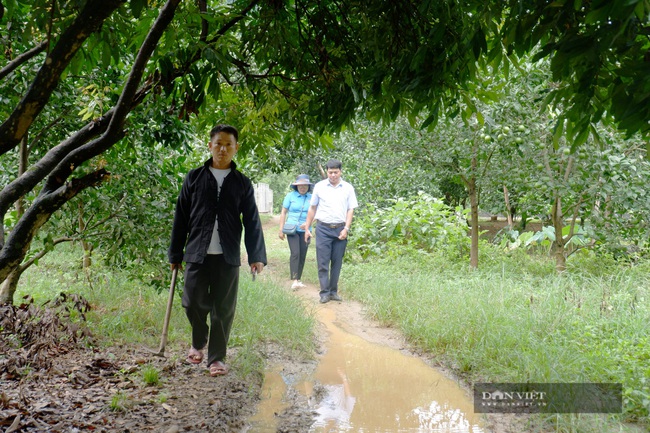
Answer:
[
  {"left": 209, "top": 361, "right": 229, "bottom": 376},
  {"left": 186, "top": 347, "right": 203, "bottom": 365}
]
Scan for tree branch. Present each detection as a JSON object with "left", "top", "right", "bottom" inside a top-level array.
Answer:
[
  {"left": 132, "top": 0, "right": 261, "bottom": 107},
  {"left": 198, "top": 0, "right": 208, "bottom": 43},
  {"left": 44, "top": 0, "right": 183, "bottom": 194},
  {"left": 0, "top": 115, "right": 112, "bottom": 220},
  {"left": 0, "top": 41, "right": 48, "bottom": 81},
  {"left": 0, "top": 169, "right": 109, "bottom": 282},
  {"left": 28, "top": 114, "right": 65, "bottom": 154},
  {"left": 562, "top": 196, "right": 584, "bottom": 243},
  {"left": 0, "top": 0, "right": 125, "bottom": 155},
  {"left": 206, "top": 0, "right": 261, "bottom": 45},
  {"left": 83, "top": 193, "right": 127, "bottom": 233},
  {"left": 19, "top": 236, "right": 75, "bottom": 272}
]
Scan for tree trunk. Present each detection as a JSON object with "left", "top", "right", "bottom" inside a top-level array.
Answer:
[
  {"left": 551, "top": 196, "right": 567, "bottom": 272},
  {"left": 15, "top": 135, "right": 28, "bottom": 217},
  {"left": 0, "top": 0, "right": 182, "bottom": 283},
  {"left": 0, "top": 136, "right": 30, "bottom": 303},
  {"left": 78, "top": 201, "right": 93, "bottom": 268},
  {"left": 0, "top": 268, "right": 21, "bottom": 304},
  {"left": 468, "top": 175, "right": 479, "bottom": 269},
  {"left": 503, "top": 185, "right": 513, "bottom": 228}
]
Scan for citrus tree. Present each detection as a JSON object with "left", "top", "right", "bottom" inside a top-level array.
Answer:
[
  {"left": 0, "top": 0, "right": 494, "bottom": 302},
  {"left": 1, "top": 0, "right": 649, "bottom": 302}
]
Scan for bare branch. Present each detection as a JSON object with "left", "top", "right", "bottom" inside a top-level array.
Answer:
[
  {"left": 563, "top": 196, "right": 584, "bottom": 243},
  {"left": 0, "top": 41, "right": 48, "bottom": 81},
  {"left": 28, "top": 114, "right": 65, "bottom": 153},
  {"left": 566, "top": 239, "right": 596, "bottom": 259},
  {"left": 19, "top": 236, "right": 75, "bottom": 272},
  {"left": 84, "top": 193, "right": 128, "bottom": 232}
]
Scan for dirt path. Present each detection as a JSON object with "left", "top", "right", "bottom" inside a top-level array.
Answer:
[{"left": 261, "top": 215, "right": 526, "bottom": 432}]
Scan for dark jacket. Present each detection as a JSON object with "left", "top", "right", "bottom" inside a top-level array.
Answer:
[{"left": 168, "top": 159, "right": 267, "bottom": 267}]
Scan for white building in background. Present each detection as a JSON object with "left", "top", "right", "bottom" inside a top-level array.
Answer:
[{"left": 254, "top": 183, "right": 273, "bottom": 214}]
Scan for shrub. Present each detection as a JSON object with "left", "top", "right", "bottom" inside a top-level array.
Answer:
[{"left": 349, "top": 192, "right": 469, "bottom": 261}]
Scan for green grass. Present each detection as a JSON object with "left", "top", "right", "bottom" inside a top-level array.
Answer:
[
  {"left": 141, "top": 364, "right": 160, "bottom": 386},
  {"left": 16, "top": 242, "right": 316, "bottom": 379},
  {"left": 109, "top": 391, "right": 131, "bottom": 412},
  {"left": 340, "top": 248, "right": 650, "bottom": 432},
  {"left": 15, "top": 219, "right": 650, "bottom": 432}
]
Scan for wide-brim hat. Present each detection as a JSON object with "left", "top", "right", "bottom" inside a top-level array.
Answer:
[{"left": 291, "top": 174, "right": 313, "bottom": 190}]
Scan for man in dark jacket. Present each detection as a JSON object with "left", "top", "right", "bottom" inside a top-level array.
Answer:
[{"left": 169, "top": 124, "right": 266, "bottom": 377}]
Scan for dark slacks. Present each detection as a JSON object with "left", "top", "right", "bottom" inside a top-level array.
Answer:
[
  {"left": 315, "top": 224, "right": 348, "bottom": 296},
  {"left": 287, "top": 232, "right": 310, "bottom": 280},
  {"left": 182, "top": 254, "right": 239, "bottom": 366}
]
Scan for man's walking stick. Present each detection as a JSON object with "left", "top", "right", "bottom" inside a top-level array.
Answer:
[{"left": 154, "top": 267, "right": 178, "bottom": 357}]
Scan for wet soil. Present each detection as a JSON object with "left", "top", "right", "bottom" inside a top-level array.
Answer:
[{"left": 0, "top": 296, "right": 265, "bottom": 432}]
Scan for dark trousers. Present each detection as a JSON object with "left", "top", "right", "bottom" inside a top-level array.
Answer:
[
  {"left": 315, "top": 224, "right": 348, "bottom": 296},
  {"left": 182, "top": 255, "right": 239, "bottom": 366},
  {"left": 287, "top": 232, "right": 310, "bottom": 280}
]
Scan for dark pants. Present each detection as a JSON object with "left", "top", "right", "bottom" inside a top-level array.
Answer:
[
  {"left": 182, "top": 255, "right": 239, "bottom": 366},
  {"left": 287, "top": 232, "right": 310, "bottom": 280},
  {"left": 315, "top": 224, "right": 348, "bottom": 296}
]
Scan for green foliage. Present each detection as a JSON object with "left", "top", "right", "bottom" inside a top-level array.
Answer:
[
  {"left": 348, "top": 192, "right": 469, "bottom": 261},
  {"left": 42, "top": 138, "right": 200, "bottom": 292},
  {"left": 496, "top": 225, "right": 593, "bottom": 255},
  {"left": 341, "top": 248, "right": 650, "bottom": 429},
  {"left": 333, "top": 119, "right": 442, "bottom": 208},
  {"left": 3, "top": 0, "right": 650, "bottom": 296},
  {"left": 498, "top": 0, "right": 650, "bottom": 140}
]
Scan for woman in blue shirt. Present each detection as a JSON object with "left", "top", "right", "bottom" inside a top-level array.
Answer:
[{"left": 279, "top": 174, "right": 313, "bottom": 289}]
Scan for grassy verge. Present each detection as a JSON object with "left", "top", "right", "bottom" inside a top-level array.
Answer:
[
  {"left": 340, "top": 247, "right": 650, "bottom": 432},
  {"left": 17, "top": 241, "right": 316, "bottom": 378}
]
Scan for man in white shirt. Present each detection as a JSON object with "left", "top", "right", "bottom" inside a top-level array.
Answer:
[{"left": 304, "top": 159, "right": 358, "bottom": 303}]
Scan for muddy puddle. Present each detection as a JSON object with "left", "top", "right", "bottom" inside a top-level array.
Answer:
[{"left": 248, "top": 303, "right": 485, "bottom": 432}]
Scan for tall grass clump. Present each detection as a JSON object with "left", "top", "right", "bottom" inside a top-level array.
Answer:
[
  {"left": 342, "top": 197, "right": 650, "bottom": 431},
  {"left": 141, "top": 364, "right": 160, "bottom": 386}
]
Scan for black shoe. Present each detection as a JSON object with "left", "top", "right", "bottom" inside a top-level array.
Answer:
[
  {"left": 319, "top": 294, "right": 330, "bottom": 303},
  {"left": 330, "top": 294, "right": 342, "bottom": 302}
]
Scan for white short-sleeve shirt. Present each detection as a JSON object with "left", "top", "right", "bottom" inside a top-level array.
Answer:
[{"left": 310, "top": 179, "right": 358, "bottom": 224}]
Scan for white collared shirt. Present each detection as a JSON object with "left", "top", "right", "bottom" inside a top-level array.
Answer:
[{"left": 310, "top": 179, "right": 358, "bottom": 224}]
